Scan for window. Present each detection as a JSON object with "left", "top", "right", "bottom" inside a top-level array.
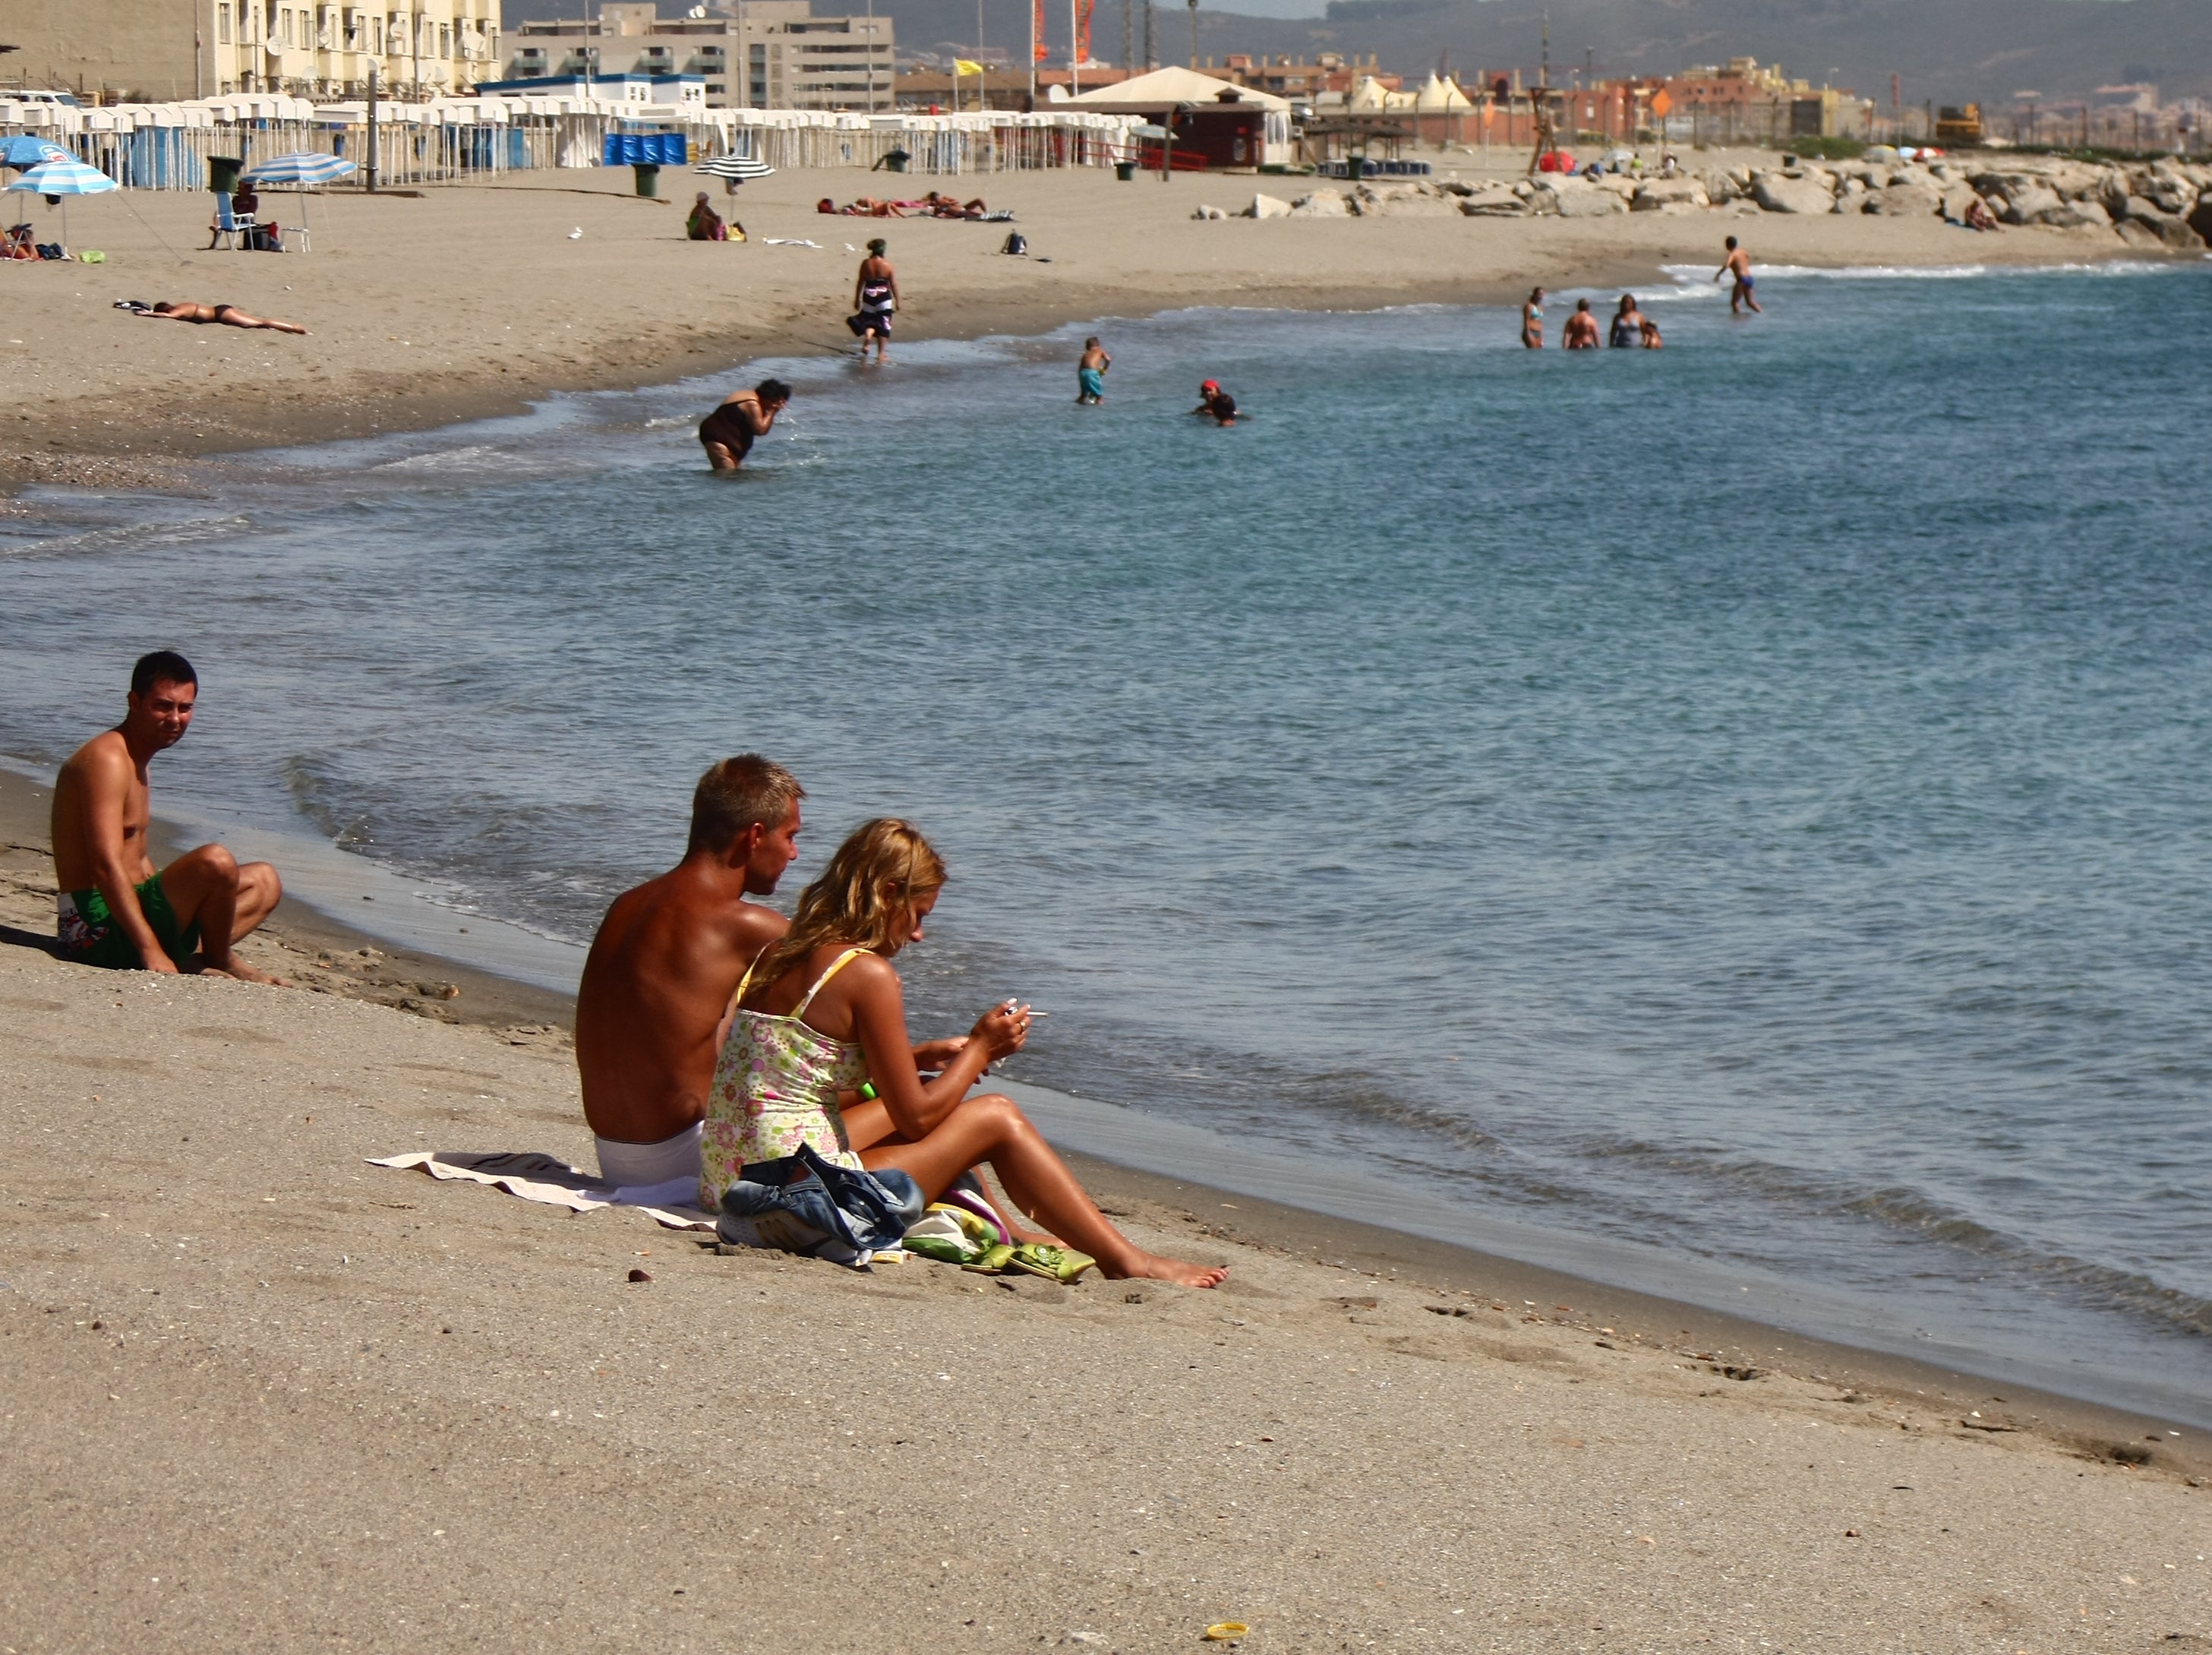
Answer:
[
  {"left": 438, "top": 24, "right": 450, "bottom": 57},
  {"left": 218, "top": 2, "right": 232, "bottom": 43}
]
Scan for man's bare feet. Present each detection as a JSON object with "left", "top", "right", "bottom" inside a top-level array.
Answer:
[
  {"left": 1106, "top": 1251, "right": 1229, "bottom": 1289},
  {"left": 200, "top": 958, "right": 290, "bottom": 987}
]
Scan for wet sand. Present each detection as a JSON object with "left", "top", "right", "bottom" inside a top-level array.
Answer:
[{"left": 2, "top": 768, "right": 2208, "bottom": 1651}]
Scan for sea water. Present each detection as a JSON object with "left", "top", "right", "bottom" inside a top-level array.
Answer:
[{"left": 5, "top": 261, "right": 2210, "bottom": 1420}]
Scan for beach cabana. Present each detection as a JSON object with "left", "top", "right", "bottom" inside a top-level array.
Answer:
[{"left": 1068, "top": 68, "right": 1293, "bottom": 169}]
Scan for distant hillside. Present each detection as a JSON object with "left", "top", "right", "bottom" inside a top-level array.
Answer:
[{"left": 829, "top": 0, "right": 2212, "bottom": 104}]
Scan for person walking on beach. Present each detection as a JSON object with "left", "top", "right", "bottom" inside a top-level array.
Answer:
[
  {"left": 696, "top": 377, "right": 790, "bottom": 472},
  {"left": 1192, "top": 380, "right": 1238, "bottom": 425},
  {"left": 1717, "top": 235, "right": 1762, "bottom": 314},
  {"left": 850, "top": 238, "right": 898, "bottom": 362},
  {"left": 49, "top": 651, "right": 285, "bottom": 983},
  {"left": 1608, "top": 294, "right": 1646, "bottom": 349},
  {"left": 706, "top": 816, "right": 1229, "bottom": 1287},
  {"left": 1520, "top": 286, "right": 1545, "bottom": 349},
  {"left": 1076, "top": 336, "right": 1111, "bottom": 404},
  {"left": 1563, "top": 298, "right": 1601, "bottom": 349}
]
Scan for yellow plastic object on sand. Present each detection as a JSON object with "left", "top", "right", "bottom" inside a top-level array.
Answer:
[{"left": 1203, "top": 1623, "right": 1250, "bottom": 1641}]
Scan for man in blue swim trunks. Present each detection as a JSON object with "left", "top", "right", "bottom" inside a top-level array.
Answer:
[
  {"left": 50, "top": 651, "right": 286, "bottom": 981},
  {"left": 1717, "top": 235, "right": 1762, "bottom": 315},
  {"left": 1076, "top": 336, "right": 1110, "bottom": 404}
]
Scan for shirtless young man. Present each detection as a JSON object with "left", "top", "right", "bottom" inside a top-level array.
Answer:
[
  {"left": 576, "top": 756, "right": 807, "bottom": 1189},
  {"left": 1716, "top": 235, "right": 1762, "bottom": 315},
  {"left": 576, "top": 755, "right": 999, "bottom": 1200},
  {"left": 50, "top": 651, "right": 286, "bottom": 981},
  {"left": 1076, "top": 337, "right": 1111, "bottom": 404}
]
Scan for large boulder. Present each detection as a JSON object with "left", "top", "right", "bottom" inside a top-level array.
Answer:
[
  {"left": 1457, "top": 185, "right": 1529, "bottom": 216},
  {"left": 1630, "top": 176, "right": 1709, "bottom": 212},
  {"left": 2191, "top": 194, "right": 2212, "bottom": 245},
  {"left": 1861, "top": 182, "right": 1942, "bottom": 216},
  {"left": 2039, "top": 198, "right": 2112, "bottom": 230},
  {"left": 1533, "top": 178, "right": 1628, "bottom": 217},
  {"left": 1699, "top": 168, "right": 1742, "bottom": 202},
  {"left": 1287, "top": 188, "right": 1352, "bottom": 218},
  {"left": 1939, "top": 182, "right": 1980, "bottom": 222},
  {"left": 2000, "top": 182, "right": 2064, "bottom": 224},
  {"left": 1353, "top": 182, "right": 1464, "bottom": 218},
  {"left": 2114, "top": 218, "right": 2167, "bottom": 251},
  {"left": 1750, "top": 171, "right": 1836, "bottom": 214},
  {"left": 2122, "top": 202, "right": 2207, "bottom": 250},
  {"left": 1245, "top": 192, "right": 1292, "bottom": 219}
]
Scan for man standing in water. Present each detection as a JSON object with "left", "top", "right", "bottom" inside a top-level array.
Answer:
[
  {"left": 697, "top": 377, "right": 791, "bottom": 472},
  {"left": 576, "top": 756, "right": 806, "bottom": 1189},
  {"left": 1717, "top": 235, "right": 1762, "bottom": 314},
  {"left": 851, "top": 238, "right": 898, "bottom": 362},
  {"left": 1076, "top": 336, "right": 1111, "bottom": 404},
  {"left": 1562, "top": 298, "right": 1601, "bottom": 349},
  {"left": 50, "top": 651, "right": 286, "bottom": 981}
]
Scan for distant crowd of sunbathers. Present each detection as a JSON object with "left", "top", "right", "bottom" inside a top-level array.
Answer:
[
  {"left": 47, "top": 655, "right": 1230, "bottom": 1287},
  {"left": 818, "top": 192, "right": 1011, "bottom": 221}
]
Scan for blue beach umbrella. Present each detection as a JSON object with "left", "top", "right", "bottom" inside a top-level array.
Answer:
[
  {"left": 241, "top": 151, "right": 358, "bottom": 250},
  {"left": 0, "top": 136, "right": 71, "bottom": 169},
  {"left": 3, "top": 154, "right": 119, "bottom": 250}
]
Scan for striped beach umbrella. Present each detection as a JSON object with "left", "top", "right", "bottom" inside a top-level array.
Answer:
[
  {"left": 241, "top": 151, "right": 359, "bottom": 186},
  {"left": 241, "top": 151, "right": 358, "bottom": 251},
  {"left": 3, "top": 154, "right": 119, "bottom": 250},
  {"left": 696, "top": 153, "right": 775, "bottom": 182}
]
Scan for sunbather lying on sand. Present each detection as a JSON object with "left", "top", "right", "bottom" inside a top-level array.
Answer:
[
  {"left": 703, "top": 816, "right": 1229, "bottom": 1287},
  {"left": 917, "top": 191, "right": 990, "bottom": 218},
  {"left": 131, "top": 300, "right": 308, "bottom": 334},
  {"left": 816, "top": 196, "right": 914, "bottom": 217}
]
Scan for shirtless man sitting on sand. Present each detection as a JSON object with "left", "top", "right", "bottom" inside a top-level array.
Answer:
[
  {"left": 576, "top": 756, "right": 806, "bottom": 1189},
  {"left": 51, "top": 651, "right": 286, "bottom": 981},
  {"left": 576, "top": 755, "right": 990, "bottom": 1195}
]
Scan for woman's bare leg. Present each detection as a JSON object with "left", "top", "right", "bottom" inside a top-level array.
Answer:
[
  {"left": 843, "top": 1096, "right": 1056, "bottom": 1243},
  {"left": 862, "top": 1094, "right": 1226, "bottom": 1287}
]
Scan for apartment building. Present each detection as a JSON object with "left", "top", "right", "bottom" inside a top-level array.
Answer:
[
  {"left": 0, "top": 0, "right": 497, "bottom": 101},
  {"left": 506, "top": 2, "right": 893, "bottom": 112}
]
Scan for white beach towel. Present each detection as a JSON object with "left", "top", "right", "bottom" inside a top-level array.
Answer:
[
  {"left": 762, "top": 237, "right": 822, "bottom": 248},
  {"left": 368, "top": 1150, "right": 715, "bottom": 1231}
]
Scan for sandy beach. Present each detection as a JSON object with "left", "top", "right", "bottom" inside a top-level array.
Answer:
[
  {"left": 3, "top": 769, "right": 2210, "bottom": 1650},
  {"left": 6, "top": 153, "right": 2211, "bottom": 1651},
  {"left": 0, "top": 153, "right": 2166, "bottom": 491}
]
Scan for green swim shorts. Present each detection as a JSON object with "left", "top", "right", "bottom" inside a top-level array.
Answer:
[{"left": 56, "top": 874, "right": 200, "bottom": 971}]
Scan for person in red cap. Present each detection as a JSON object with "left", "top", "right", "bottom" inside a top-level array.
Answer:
[{"left": 1191, "top": 379, "right": 1239, "bottom": 426}]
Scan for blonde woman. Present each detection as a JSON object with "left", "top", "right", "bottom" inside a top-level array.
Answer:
[{"left": 702, "top": 818, "right": 1229, "bottom": 1287}]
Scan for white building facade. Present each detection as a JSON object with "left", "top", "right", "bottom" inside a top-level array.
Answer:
[{"left": 507, "top": 2, "right": 892, "bottom": 112}]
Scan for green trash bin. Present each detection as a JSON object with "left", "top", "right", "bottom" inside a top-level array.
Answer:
[
  {"left": 1115, "top": 160, "right": 1137, "bottom": 182},
  {"left": 633, "top": 163, "right": 661, "bottom": 197},
  {"left": 208, "top": 155, "right": 243, "bottom": 196},
  {"left": 879, "top": 147, "right": 910, "bottom": 174}
]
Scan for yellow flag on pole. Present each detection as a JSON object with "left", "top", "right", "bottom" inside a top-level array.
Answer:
[{"left": 955, "top": 58, "right": 986, "bottom": 76}]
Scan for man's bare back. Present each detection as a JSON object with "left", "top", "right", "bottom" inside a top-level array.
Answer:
[
  {"left": 52, "top": 652, "right": 284, "bottom": 981},
  {"left": 575, "top": 758, "right": 806, "bottom": 1173}
]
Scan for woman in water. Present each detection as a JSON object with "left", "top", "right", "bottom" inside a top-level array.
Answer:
[
  {"left": 702, "top": 818, "right": 1229, "bottom": 1287},
  {"left": 1520, "top": 286, "right": 1545, "bottom": 349},
  {"left": 697, "top": 377, "right": 790, "bottom": 472},
  {"left": 851, "top": 238, "right": 898, "bottom": 362},
  {"left": 1608, "top": 294, "right": 1646, "bottom": 349}
]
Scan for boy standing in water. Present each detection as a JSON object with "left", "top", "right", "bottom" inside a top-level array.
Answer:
[
  {"left": 1076, "top": 337, "right": 1111, "bottom": 404},
  {"left": 1717, "top": 235, "right": 1762, "bottom": 314}
]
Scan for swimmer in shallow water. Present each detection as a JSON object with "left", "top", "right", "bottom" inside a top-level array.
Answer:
[
  {"left": 1076, "top": 336, "right": 1111, "bottom": 404},
  {"left": 698, "top": 377, "right": 792, "bottom": 472},
  {"left": 1639, "top": 314, "right": 1664, "bottom": 349},
  {"left": 136, "top": 301, "right": 307, "bottom": 334},
  {"left": 1521, "top": 286, "right": 1545, "bottom": 349},
  {"left": 1192, "top": 379, "right": 1238, "bottom": 425},
  {"left": 1562, "top": 298, "right": 1601, "bottom": 349}
]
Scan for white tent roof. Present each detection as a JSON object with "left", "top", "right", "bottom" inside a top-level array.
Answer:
[
  {"left": 1065, "top": 65, "right": 1289, "bottom": 112},
  {"left": 1412, "top": 73, "right": 1473, "bottom": 111}
]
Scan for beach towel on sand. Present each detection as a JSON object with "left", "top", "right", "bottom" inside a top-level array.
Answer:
[{"left": 368, "top": 1149, "right": 716, "bottom": 1230}]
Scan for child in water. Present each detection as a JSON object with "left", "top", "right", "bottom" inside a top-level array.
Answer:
[
  {"left": 1192, "top": 379, "right": 1238, "bottom": 425},
  {"left": 1077, "top": 337, "right": 1111, "bottom": 404}
]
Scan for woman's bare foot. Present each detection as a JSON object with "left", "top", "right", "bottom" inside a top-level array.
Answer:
[{"left": 1105, "top": 1251, "right": 1229, "bottom": 1289}]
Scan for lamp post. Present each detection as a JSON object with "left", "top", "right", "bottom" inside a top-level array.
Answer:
[{"left": 1187, "top": 0, "right": 1197, "bottom": 70}]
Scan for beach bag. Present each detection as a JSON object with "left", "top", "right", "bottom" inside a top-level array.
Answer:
[
  {"left": 37, "top": 243, "right": 63, "bottom": 261},
  {"left": 1001, "top": 231, "right": 1027, "bottom": 256},
  {"left": 716, "top": 1142, "right": 923, "bottom": 1268}
]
